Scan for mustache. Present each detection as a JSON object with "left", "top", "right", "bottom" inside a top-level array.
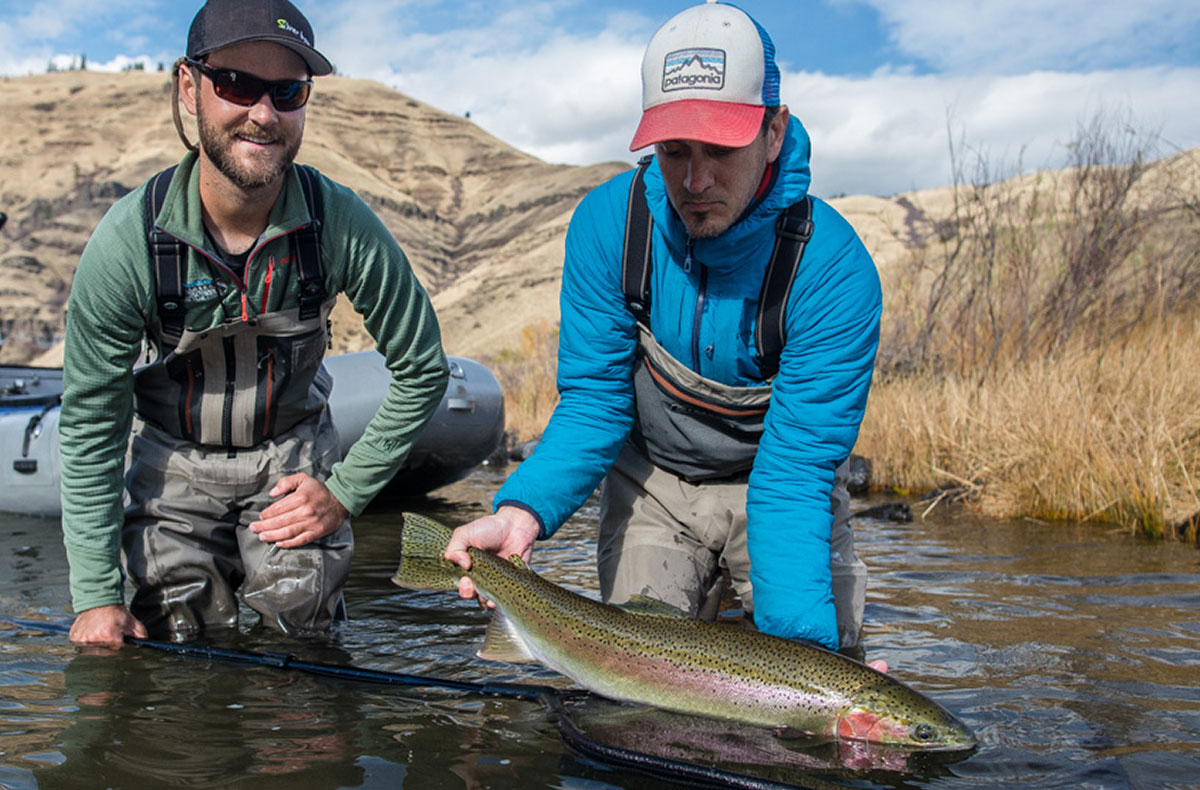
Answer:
[{"left": 231, "top": 123, "right": 281, "bottom": 144}]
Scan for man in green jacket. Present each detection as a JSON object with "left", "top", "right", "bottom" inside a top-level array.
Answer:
[{"left": 62, "top": 0, "right": 448, "bottom": 645}]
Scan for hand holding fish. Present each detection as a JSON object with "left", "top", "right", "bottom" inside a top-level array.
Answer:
[{"left": 445, "top": 505, "right": 541, "bottom": 605}]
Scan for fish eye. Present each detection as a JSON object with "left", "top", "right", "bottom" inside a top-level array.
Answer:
[{"left": 913, "top": 724, "right": 935, "bottom": 741}]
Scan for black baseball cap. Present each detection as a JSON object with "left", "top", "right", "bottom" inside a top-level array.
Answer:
[{"left": 187, "top": 0, "right": 333, "bottom": 76}]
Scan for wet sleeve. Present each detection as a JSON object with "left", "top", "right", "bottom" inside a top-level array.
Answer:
[
  {"left": 319, "top": 185, "right": 449, "bottom": 516},
  {"left": 747, "top": 203, "right": 882, "bottom": 649},
  {"left": 492, "top": 177, "right": 638, "bottom": 536}
]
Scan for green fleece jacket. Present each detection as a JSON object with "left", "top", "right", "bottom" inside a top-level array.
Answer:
[{"left": 60, "top": 153, "right": 448, "bottom": 613}]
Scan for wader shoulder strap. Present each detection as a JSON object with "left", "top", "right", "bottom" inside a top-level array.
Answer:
[
  {"left": 754, "top": 195, "right": 813, "bottom": 379},
  {"left": 145, "top": 164, "right": 328, "bottom": 341},
  {"left": 294, "top": 164, "right": 326, "bottom": 320},
  {"left": 619, "top": 155, "right": 815, "bottom": 380},
  {"left": 620, "top": 155, "right": 655, "bottom": 327},
  {"left": 144, "top": 165, "right": 186, "bottom": 342}
]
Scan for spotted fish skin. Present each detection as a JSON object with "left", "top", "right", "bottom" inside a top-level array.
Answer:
[{"left": 392, "top": 512, "right": 975, "bottom": 751}]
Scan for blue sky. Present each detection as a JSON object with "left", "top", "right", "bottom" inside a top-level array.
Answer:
[{"left": 3, "top": 0, "right": 1200, "bottom": 197}]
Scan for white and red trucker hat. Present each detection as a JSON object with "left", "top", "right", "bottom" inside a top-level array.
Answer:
[{"left": 630, "top": 0, "right": 781, "bottom": 151}]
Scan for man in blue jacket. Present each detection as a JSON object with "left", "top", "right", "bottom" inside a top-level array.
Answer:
[{"left": 447, "top": 1, "right": 881, "bottom": 654}]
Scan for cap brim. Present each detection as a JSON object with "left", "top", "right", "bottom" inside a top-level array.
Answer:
[
  {"left": 629, "top": 100, "right": 765, "bottom": 151},
  {"left": 192, "top": 34, "right": 334, "bottom": 77}
]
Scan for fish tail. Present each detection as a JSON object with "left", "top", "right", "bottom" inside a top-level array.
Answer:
[
  {"left": 391, "top": 512, "right": 461, "bottom": 592},
  {"left": 400, "top": 512, "right": 454, "bottom": 558}
]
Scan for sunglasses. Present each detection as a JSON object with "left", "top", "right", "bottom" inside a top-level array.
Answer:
[{"left": 186, "top": 58, "right": 312, "bottom": 112}]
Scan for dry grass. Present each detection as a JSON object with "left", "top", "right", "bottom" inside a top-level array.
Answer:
[
  {"left": 482, "top": 320, "right": 560, "bottom": 442},
  {"left": 858, "top": 314, "right": 1200, "bottom": 538}
]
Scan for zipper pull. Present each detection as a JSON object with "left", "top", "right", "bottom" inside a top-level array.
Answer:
[{"left": 684, "top": 239, "right": 694, "bottom": 274}]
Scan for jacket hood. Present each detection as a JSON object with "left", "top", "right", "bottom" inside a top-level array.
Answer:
[{"left": 641, "top": 115, "right": 813, "bottom": 271}]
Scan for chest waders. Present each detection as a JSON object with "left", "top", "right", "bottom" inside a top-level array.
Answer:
[
  {"left": 135, "top": 164, "right": 335, "bottom": 446},
  {"left": 121, "top": 164, "right": 352, "bottom": 640},
  {"left": 603, "top": 156, "right": 865, "bottom": 652}
]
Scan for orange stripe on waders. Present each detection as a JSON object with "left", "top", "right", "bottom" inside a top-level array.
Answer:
[{"left": 643, "top": 358, "right": 769, "bottom": 418}]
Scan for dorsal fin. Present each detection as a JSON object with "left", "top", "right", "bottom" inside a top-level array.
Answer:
[{"left": 617, "top": 594, "right": 691, "bottom": 618}]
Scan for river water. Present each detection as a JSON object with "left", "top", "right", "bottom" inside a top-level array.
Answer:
[{"left": 1, "top": 466, "right": 1198, "bottom": 789}]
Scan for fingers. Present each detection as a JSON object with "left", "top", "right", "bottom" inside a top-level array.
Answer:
[
  {"left": 69, "top": 605, "right": 146, "bottom": 647},
  {"left": 868, "top": 659, "right": 889, "bottom": 674},
  {"left": 443, "top": 532, "right": 474, "bottom": 571},
  {"left": 250, "top": 474, "right": 348, "bottom": 548},
  {"left": 267, "top": 472, "right": 304, "bottom": 500},
  {"left": 457, "top": 576, "right": 476, "bottom": 599}
]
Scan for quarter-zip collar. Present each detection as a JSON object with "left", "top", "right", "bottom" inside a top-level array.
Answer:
[{"left": 150, "top": 151, "right": 318, "bottom": 286}]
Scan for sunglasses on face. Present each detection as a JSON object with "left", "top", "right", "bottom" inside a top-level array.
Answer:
[{"left": 185, "top": 58, "right": 312, "bottom": 112}]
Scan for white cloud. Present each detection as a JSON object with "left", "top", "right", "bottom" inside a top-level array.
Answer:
[
  {"left": 789, "top": 66, "right": 1200, "bottom": 196},
  {"left": 316, "top": 1, "right": 649, "bottom": 167}
]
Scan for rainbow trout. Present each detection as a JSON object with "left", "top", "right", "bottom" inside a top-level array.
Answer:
[{"left": 392, "top": 513, "right": 975, "bottom": 751}]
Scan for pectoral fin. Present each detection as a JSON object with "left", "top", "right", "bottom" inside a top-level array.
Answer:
[{"left": 477, "top": 612, "right": 538, "bottom": 663}]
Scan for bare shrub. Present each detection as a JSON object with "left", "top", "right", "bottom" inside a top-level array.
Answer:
[{"left": 881, "top": 112, "right": 1200, "bottom": 381}]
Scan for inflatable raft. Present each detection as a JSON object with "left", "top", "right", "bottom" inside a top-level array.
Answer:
[{"left": 0, "top": 351, "right": 505, "bottom": 517}]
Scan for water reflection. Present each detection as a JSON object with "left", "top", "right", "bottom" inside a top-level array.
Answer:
[{"left": 1, "top": 472, "right": 1199, "bottom": 789}]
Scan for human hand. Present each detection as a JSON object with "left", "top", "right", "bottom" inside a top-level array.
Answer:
[
  {"left": 868, "top": 659, "right": 888, "bottom": 673},
  {"left": 68, "top": 604, "right": 148, "bottom": 647},
  {"left": 444, "top": 506, "right": 540, "bottom": 606},
  {"left": 250, "top": 473, "right": 349, "bottom": 548}
]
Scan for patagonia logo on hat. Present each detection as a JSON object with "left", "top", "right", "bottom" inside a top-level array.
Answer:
[{"left": 662, "top": 48, "right": 726, "bottom": 92}]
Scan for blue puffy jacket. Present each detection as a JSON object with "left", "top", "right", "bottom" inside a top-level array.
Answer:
[{"left": 495, "top": 116, "right": 881, "bottom": 648}]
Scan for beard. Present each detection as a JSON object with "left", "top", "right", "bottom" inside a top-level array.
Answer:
[{"left": 197, "top": 103, "right": 302, "bottom": 191}]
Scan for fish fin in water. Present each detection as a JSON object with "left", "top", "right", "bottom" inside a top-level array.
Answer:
[
  {"left": 477, "top": 612, "right": 539, "bottom": 663},
  {"left": 399, "top": 512, "right": 454, "bottom": 560},
  {"left": 391, "top": 557, "right": 461, "bottom": 592},
  {"left": 617, "top": 594, "right": 691, "bottom": 618}
]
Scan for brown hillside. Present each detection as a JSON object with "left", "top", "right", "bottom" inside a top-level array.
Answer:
[{"left": 0, "top": 70, "right": 626, "bottom": 365}]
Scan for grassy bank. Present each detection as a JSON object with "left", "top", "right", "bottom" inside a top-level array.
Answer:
[{"left": 481, "top": 321, "right": 560, "bottom": 442}]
